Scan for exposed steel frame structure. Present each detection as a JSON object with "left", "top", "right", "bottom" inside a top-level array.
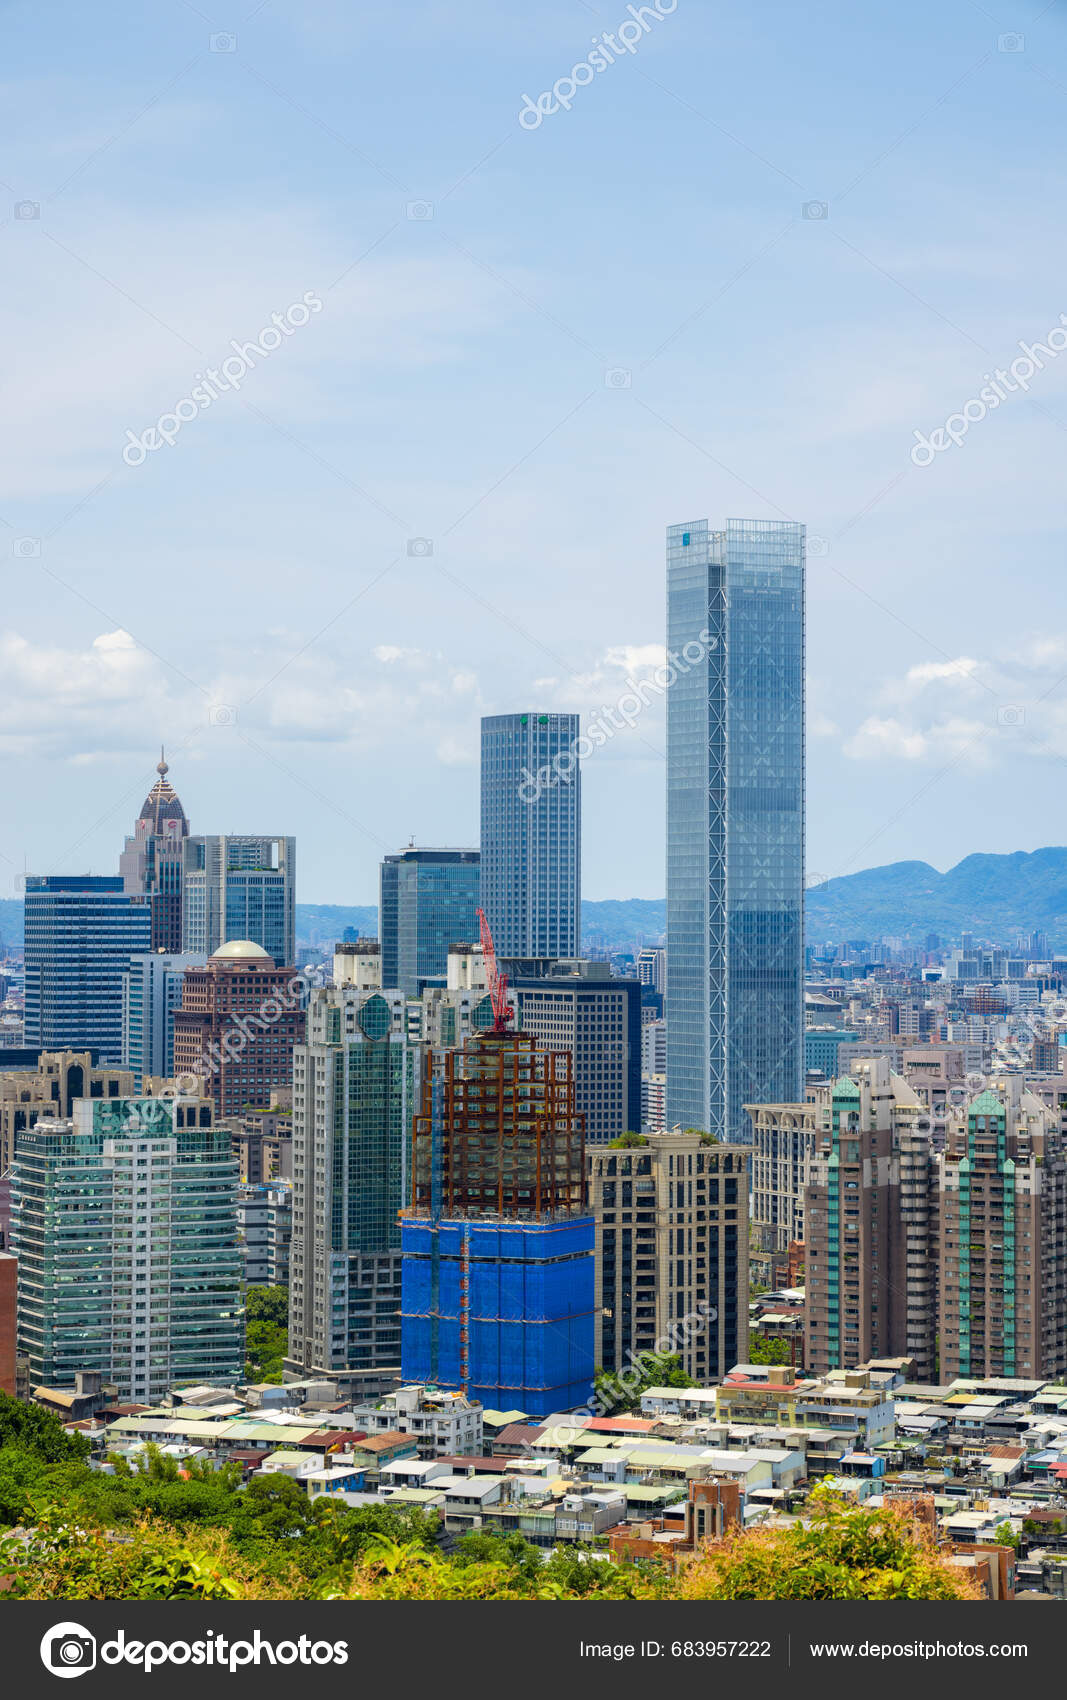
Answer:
[{"left": 409, "top": 1030, "right": 587, "bottom": 1220}]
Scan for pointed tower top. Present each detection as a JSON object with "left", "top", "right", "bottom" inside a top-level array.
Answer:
[{"left": 137, "top": 751, "right": 188, "bottom": 835}]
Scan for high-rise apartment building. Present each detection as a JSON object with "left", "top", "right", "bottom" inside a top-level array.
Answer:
[
  {"left": 748, "top": 1098, "right": 818, "bottom": 1277},
  {"left": 480, "top": 713, "right": 580, "bottom": 958},
  {"left": 171, "top": 941, "right": 304, "bottom": 1115},
  {"left": 801, "top": 1065, "right": 1067, "bottom": 1382},
  {"left": 122, "top": 952, "right": 207, "bottom": 1089},
  {"left": 287, "top": 978, "right": 417, "bottom": 1397},
  {"left": 509, "top": 961, "right": 642, "bottom": 1144},
  {"left": 636, "top": 947, "right": 666, "bottom": 996},
  {"left": 182, "top": 835, "right": 295, "bottom": 966},
  {"left": 119, "top": 753, "right": 190, "bottom": 953},
  {"left": 11, "top": 1093, "right": 243, "bottom": 1399},
  {"left": 379, "top": 847, "right": 480, "bottom": 997},
  {"left": 24, "top": 876, "right": 151, "bottom": 1063},
  {"left": 937, "top": 1085, "right": 1067, "bottom": 1381},
  {"left": 641, "top": 1073, "right": 666, "bottom": 1133},
  {"left": 588, "top": 1131, "right": 749, "bottom": 1383},
  {"left": 401, "top": 1030, "right": 594, "bottom": 1416},
  {"left": 666, "top": 519, "right": 805, "bottom": 1141},
  {"left": 804, "top": 1070, "right": 904, "bottom": 1375}
]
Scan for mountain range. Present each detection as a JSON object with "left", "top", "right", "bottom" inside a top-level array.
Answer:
[{"left": 1, "top": 848, "right": 1064, "bottom": 957}]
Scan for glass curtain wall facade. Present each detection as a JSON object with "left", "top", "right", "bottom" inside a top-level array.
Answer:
[
  {"left": 666, "top": 518, "right": 805, "bottom": 1143},
  {"left": 379, "top": 848, "right": 480, "bottom": 997},
  {"left": 11, "top": 1094, "right": 243, "bottom": 1399},
  {"left": 287, "top": 987, "right": 418, "bottom": 1393},
  {"left": 182, "top": 836, "right": 295, "bottom": 965},
  {"left": 24, "top": 877, "right": 152, "bottom": 1064},
  {"left": 480, "top": 713, "right": 581, "bottom": 958}
]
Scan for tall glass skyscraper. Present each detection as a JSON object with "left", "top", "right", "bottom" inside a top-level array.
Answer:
[
  {"left": 480, "top": 713, "right": 581, "bottom": 957},
  {"left": 666, "top": 518, "right": 805, "bottom": 1143},
  {"left": 287, "top": 982, "right": 418, "bottom": 1396},
  {"left": 182, "top": 835, "right": 295, "bottom": 965},
  {"left": 379, "top": 847, "right": 480, "bottom": 997},
  {"left": 24, "top": 876, "right": 152, "bottom": 1063}
]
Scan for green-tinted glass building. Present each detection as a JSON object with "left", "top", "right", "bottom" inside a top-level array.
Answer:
[
  {"left": 11, "top": 1094, "right": 244, "bottom": 1400},
  {"left": 287, "top": 985, "right": 419, "bottom": 1396}
]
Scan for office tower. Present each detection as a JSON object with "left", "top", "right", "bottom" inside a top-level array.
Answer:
[
  {"left": 937, "top": 1085, "right": 1067, "bottom": 1381},
  {"left": 480, "top": 713, "right": 581, "bottom": 958},
  {"left": 119, "top": 753, "right": 190, "bottom": 952},
  {"left": 803, "top": 1028, "right": 860, "bottom": 1080},
  {"left": 402, "top": 1030, "right": 594, "bottom": 1416},
  {"left": 11, "top": 1093, "right": 243, "bottom": 1399},
  {"left": 666, "top": 518, "right": 805, "bottom": 1141},
  {"left": 182, "top": 835, "right": 295, "bottom": 965},
  {"left": 24, "top": 876, "right": 151, "bottom": 1064},
  {"left": 587, "top": 1132, "right": 749, "bottom": 1382},
  {"left": 0, "top": 1052, "right": 136, "bottom": 1173},
  {"left": 171, "top": 941, "right": 304, "bottom": 1115},
  {"left": 121, "top": 951, "right": 207, "bottom": 1089},
  {"left": 636, "top": 947, "right": 666, "bottom": 996},
  {"left": 379, "top": 847, "right": 480, "bottom": 996},
  {"left": 508, "top": 961, "right": 641, "bottom": 1144},
  {"left": 287, "top": 985, "right": 417, "bottom": 1396}
]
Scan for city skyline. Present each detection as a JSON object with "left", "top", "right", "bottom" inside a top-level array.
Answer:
[{"left": 5, "top": 1, "right": 1067, "bottom": 908}]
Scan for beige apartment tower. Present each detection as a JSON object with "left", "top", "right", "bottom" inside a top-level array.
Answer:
[{"left": 588, "top": 1130, "right": 748, "bottom": 1383}]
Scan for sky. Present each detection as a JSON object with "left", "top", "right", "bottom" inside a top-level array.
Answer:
[{"left": 3, "top": 0, "right": 1067, "bottom": 903}]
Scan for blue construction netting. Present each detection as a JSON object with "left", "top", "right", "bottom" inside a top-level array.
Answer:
[{"left": 400, "top": 1215, "right": 595, "bottom": 1415}]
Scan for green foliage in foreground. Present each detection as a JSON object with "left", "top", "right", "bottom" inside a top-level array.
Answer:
[
  {"left": 244, "top": 1285, "right": 289, "bottom": 1382},
  {"left": 0, "top": 1396, "right": 978, "bottom": 1601}
]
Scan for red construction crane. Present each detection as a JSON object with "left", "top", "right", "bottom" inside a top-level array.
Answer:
[{"left": 476, "top": 907, "right": 513, "bottom": 1033}]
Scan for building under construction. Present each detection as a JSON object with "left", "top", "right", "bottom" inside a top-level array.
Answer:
[{"left": 401, "top": 1029, "right": 595, "bottom": 1416}]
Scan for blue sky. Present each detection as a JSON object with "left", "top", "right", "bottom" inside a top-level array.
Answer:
[{"left": 3, "top": 0, "right": 1067, "bottom": 902}]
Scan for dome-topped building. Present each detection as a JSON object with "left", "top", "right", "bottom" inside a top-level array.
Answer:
[{"left": 211, "top": 939, "right": 275, "bottom": 965}]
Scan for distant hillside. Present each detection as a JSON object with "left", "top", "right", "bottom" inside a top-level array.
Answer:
[
  {"left": 296, "top": 904, "right": 377, "bottom": 947},
  {"left": 805, "top": 847, "right": 1067, "bottom": 946},
  {"left": 295, "top": 899, "right": 666, "bottom": 956},
  {"left": 4, "top": 849, "right": 1064, "bottom": 959}
]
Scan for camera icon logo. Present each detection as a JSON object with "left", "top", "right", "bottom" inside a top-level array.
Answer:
[
  {"left": 40, "top": 1623, "right": 97, "bottom": 1679},
  {"left": 14, "top": 200, "right": 40, "bottom": 220},
  {"left": 406, "top": 201, "right": 434, "bottom": 220},
  {"left": 210, "top": 31, "right": 237, "bottom": 51},
  {"left": 407, "top": 537, "right": 434, "bottom": 557},
  {"left": 802, "top": 200, "right": 829, "bottom": 220},
  {"left": 995, "top": 704, "right": 1025, "bottom": 728},
  {"left": 997, "top": 32, "right": 1024, "bottom": 52},
  {"left": 604, "top": 367, "right": 632, "bottom": 389},
  {"left": 807, "top": 534, "right": 830, "bottom": 557},
  {"left": 208, "top": 704, "right": 237, "bottom": 726},
  {"left": 14, "top": 538, "right": 41, "bottom": 558}
]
